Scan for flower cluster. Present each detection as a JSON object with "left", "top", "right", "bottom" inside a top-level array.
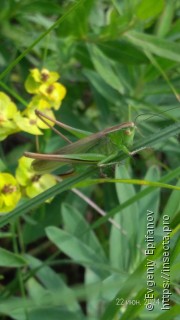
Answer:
[
  {"left": 15, "top": 68, "right": 66, "bottom": 135},
  {"left": 25, "top": 68, "right": 66, "bottom": 110},
  {"left": 0, "top": 68, "right": 66, "bottom": 214}
]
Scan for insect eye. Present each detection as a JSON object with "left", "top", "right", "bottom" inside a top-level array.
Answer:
[{"left": 125, "top": 129, "right": 131, "bottom": 135}]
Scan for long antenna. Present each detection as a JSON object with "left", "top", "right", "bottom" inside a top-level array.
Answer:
[
  {"left": 134, "top": 106, "right": 180, "bottom": 125},
  {"left": 36, "top": 110, "right": 72, "bottom": 144}
]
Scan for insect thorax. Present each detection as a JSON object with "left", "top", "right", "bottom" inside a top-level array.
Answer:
[{"left": 108, "top": 127, "right": 135, "bottom": 149}]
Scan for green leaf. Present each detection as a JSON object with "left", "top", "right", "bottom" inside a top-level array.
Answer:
[
  {"left": 160, "top": 179, "right": 180, "bottom": 223},
  {"left": 136, "top": 0, "right": 164, "bottom": 21},
  {"left": 46, "top": 226, "right": 109, "bottom": 278},
  {"left": 110, "top": 166, "right": 139, "bottom": 271},
  {"left": 75, "top": 178, "right": 180, "bottom": 191},
  {"left": 0, "top": 248, "right": 27, "bottom": 267},
  {"left": 58, "top": 0, "right": 94, "bottom": 37},
  {"left": 26, "top": 255, "right": 82, "bottom": 313},
  {"left": 138, "top": 166, "right": 160, "bottom": 244},
  {"left": 62, "top": 203, "right": 107, "bottom": 261},
  {"left": 98, "top": 41, "right": 148, "bottom": 64},
  {"left": 156, "top": 0, "right": 175, "bottom": 37},
  {"left": 0, "top": 232, "right": 13, "bottom": 238},
  {"left": 88, "top": 44, "right": 125, "bottom": 93},
  {"left": 101, "top": 225, "right": 180, "bottom": 320},
  {"left": 91, "top": 166, "right": 180, "bottom": 231},
  {"left": 155, "top": 305, "right": 180, "bottom": 320},
  {"left": 25, "top": 309, "right": 84, "bottom": 320},
  {"left": 125, "top": 31, "right": 180, "bottom": 62},
  {"left": 83, "top": 69, "right": 121, "bottom": 104}
]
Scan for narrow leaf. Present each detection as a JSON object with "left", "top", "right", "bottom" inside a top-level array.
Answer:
[
  {"left": 125, "top": 31, "right": 180, "bottom": 62},
  {"left": 0, "top": 248, "right": 27, "bottom": 267}
]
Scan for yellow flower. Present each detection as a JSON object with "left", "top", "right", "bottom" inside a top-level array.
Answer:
[
  {"left": 15, "top": 157, "right": 35, "bottom": 187},
  {"left": 14, "top": 107, "right": 55, "bottom": 135},
  {"left": 25, "top": 68, "right": 60, "bottom": 94},
  {"left": 16, "top": 157, "right": 57, "bottom": 200},
  {"left": 0, "top": 92, "right": 19, "bottom": 141},
  {"left": 26, "top": 174, "right": 57, "bottom": 199},
  {"left": 39, "top": 82, "right": 67, "bottom": 110},
  {"left": 0, "top": 173, "right": 21, "bottom": 214},
  {"left": 14, "top": 111, "right": 43, "bottom": 135},
  {"left": 28, "top": 95, "right": 51, "bottom": 111},
  {"left": 25, "top": 68, "right": 66, "bottom": 110}
]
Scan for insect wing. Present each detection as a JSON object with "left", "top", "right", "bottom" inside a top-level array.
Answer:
[
  {"left": 32, "top": 133, "right": 107, "bottom": 173},
  {"left": 54, "top": 122, "right": 134, "bottom": 155},
  {"left": 30, "top": 122, "right": 134, "bottom": 173}
]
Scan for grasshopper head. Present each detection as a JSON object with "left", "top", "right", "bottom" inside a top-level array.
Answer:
[
  {"left": 123, "top": 126, "right": 136, "bottom": 146},
  {"left": 109, "top": 125, "right": 136, "bottom": 149}
]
